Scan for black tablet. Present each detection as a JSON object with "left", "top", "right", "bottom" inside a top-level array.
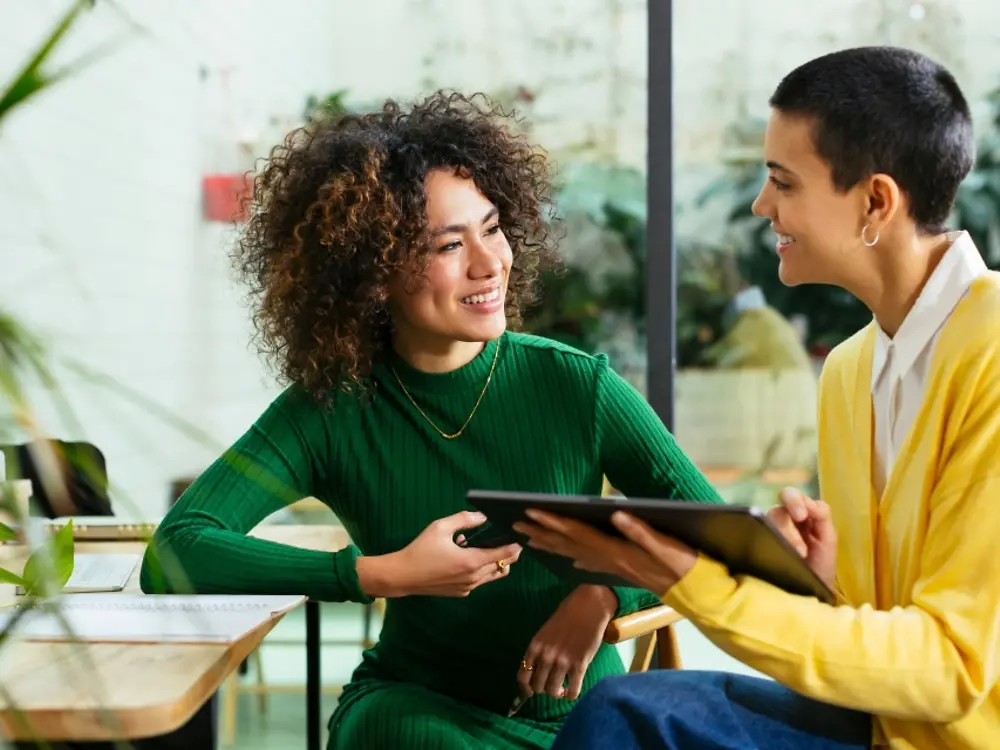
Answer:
[{"left": 464, "top": 490, "right": 836, "bottom": 603}]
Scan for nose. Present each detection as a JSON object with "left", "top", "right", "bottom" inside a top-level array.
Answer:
[
  {"left": 467, "top": 236, "right": 503, "bottom": 279},
  {"left": 751, "top": 183, "right": 770, "bottom": 219}
]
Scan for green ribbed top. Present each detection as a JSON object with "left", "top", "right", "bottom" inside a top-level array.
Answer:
[{"left": 141, "top": 332, "right": 723, "bottom": 723}]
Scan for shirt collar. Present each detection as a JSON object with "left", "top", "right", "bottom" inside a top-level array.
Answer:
[{"left": 871, "top": 231, "right": 987, "bottom": 391}]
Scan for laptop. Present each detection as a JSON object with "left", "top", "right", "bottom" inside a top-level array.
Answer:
[
  {"left": 66, "top": 553, "right": 141, "bottom": 592},
  {"left": 17, "top": 553, "right": 142, "bottom": 595}
]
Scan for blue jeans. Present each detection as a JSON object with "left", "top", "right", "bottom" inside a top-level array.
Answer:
[{"left": 550, "top": 671, "right": 872, "bottom": 750}]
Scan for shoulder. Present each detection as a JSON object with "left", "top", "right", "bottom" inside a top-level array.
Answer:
[
  {"left": 254, "top": 383, "right": 337, "bottom": 428},
  {"left": 503, "top": 331, "right": 609, "bottom": 372},
  {"left": 938, "top": 273, "right": 1000, "bottom": 388},
  {"left": 946, "top": 273, "right": 1000, "bottom": 354},
  {"left": 500, "top": 332, "right": 615, "bottom": 404}
]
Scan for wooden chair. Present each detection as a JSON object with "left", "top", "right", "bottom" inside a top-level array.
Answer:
[
  {"left": 1, "top": 439, "right": 112, "bottom": 518},
  {"left": 605, "top": 602, "right": 683, "bottom": 672},
  {"left": 598, "top": 476, "right": 684, "bottom": 672}
]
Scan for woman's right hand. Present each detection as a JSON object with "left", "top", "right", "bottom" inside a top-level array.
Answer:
[
  {"left": 356, "top": 511, "right": 521, "bottom": 598},
  {"left": 767, "top": 486, "right": 838, "bottom": 589}
]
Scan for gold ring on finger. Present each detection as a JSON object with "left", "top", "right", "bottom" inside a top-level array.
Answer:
[
  {"left": 520, "top": 660, "right": 534, "bottom": 671},
  {"left": 496, "top": 559, "right": 506, "bottom": 573}
]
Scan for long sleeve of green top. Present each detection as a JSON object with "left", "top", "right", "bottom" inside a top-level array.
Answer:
[{"left": 140, "top": 332, "right": 723, "bottom": 726}]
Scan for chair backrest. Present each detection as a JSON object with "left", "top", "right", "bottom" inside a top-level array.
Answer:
[{"left": 1, "top": 440, "right": 112, "bottom": 518}]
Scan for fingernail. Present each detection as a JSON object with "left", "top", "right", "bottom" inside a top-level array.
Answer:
[
  {"left": 612, "top": 511, "right": 631, "bottom": 526},
  {"left": 470, "top": 512, "right": 486, "bottom": 522},
  {"left": 524, "top": 509, "right": 540, "bottom": 521}
]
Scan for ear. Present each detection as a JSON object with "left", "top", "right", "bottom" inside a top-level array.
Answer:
[{"left": 865, "top": 173, "right": 901, "bottom": 227}]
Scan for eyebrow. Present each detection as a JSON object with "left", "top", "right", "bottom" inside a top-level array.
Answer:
[
  {"left": 429, "top": 207, "right": 499, "bottom": 237},
  {"left": 766, "top": 160, "right": 796, "bottom": 176}
]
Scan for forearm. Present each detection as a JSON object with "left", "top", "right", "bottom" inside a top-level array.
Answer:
[
  {"left": 665, "top": 556, "right": 989, "bottom": 722},
  {"left": 610, "top": 584, "right": 662, "bottom": 619},
  {"left": 140, "top": 522, "right": 372, "bottom": 604}
]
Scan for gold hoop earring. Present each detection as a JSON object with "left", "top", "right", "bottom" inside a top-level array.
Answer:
[{"left": 862, "top": 224, "right": 879, "bottom": 247}]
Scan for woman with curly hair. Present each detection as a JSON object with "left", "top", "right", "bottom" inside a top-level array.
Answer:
[{"left": 141, "top": 91, "right": 724, "bottom": 749}]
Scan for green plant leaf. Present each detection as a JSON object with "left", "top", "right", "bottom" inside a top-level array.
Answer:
[
  {"left": 0, "top": 1, "right": 134, "bottom": 132},
  {"left": 0, "top": 521, "right": 17, "bottom": 543},
  {"left": 21, "top": 519, "right": 74, "bottom": 596},
  {"left": 0, "top": 0, "right": 91, "bottom": 122},
  {"left": 0, "top": 567, "right": 25, "bottom": 586}
]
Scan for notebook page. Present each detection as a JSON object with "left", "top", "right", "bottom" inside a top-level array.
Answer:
[{"left": 0, "top": 594, "right": 305, "bottom": 644}]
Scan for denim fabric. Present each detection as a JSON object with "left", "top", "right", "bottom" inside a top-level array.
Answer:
[{"left": 551, "top": 670, "right": 872, "bottom": 750}]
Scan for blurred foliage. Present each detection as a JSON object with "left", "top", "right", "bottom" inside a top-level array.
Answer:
[
  {"left": 0, "top": 15, "right": 223, "bottom": 740},
  {"left": 0, "top": 0, "right": 123, "bottom": 127},
  {"left": 674, "top": 241, "right": 732, "bottom": 368},
  {"left": 302, "top": 88, "right": 351, "bottom": 124},
  {"left": 18, "top": 519, "right": 75, "bottom": 596},
  {"left": 524, "top": 161, "right": 738, "bottom": 368},
  {"left": 0, "top": 0, "right": 116, "bottom": 595},
  {"left": 952, "top": 85, "right": 1000, "bottom": 268},
  {"left": 524, "top": 162, "right": 647, "bottom": 353}
]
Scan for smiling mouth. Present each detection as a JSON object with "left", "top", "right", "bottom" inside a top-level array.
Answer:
[{"left": 461, "top": 288, "right": 501, "bottom": 305}]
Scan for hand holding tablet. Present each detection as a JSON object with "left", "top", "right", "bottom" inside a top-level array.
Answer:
[{"left": 465, "top": 490, "right": 836, "bottom": 603}]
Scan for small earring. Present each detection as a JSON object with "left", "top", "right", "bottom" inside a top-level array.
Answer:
[{"left": 861, "top": 224, "right": 879, "bottom": 247}]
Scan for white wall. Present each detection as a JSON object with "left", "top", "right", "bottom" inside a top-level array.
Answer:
[
  {"left": 3, "top": 0, "right": 1000, "bottom": 517},
  {"left": 0, "top": 0, "right": 353, "bottom": 517}
]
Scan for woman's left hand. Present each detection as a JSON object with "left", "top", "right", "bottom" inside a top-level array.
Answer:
[
  {"left": 513, "top": 509, "right": 699, "bottom": 596},
  {"left": 517, "top": 584, "right": 617, "bottom": 701}
]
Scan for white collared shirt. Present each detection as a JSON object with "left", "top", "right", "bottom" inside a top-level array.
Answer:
[{"left": 871, "top": 231, "right": 988, "bottom": 496}]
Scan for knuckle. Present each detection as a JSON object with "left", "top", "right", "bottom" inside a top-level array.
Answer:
[{"left": 543, "top": 648, "right": 562, "bottom": 665}]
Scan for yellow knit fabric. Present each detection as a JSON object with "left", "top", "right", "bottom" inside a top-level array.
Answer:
[{"left": 663, "top": 273, "right": 1000, "bottom": 750}]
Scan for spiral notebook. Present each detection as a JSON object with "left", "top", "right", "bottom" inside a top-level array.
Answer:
[{"left": 0, "top": 594, "right": 305, "bottom": 644}]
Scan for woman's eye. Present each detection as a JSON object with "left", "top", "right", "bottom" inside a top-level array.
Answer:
[
  {"left": 437, "top": 241, "right": 461, "bottom": 252},
  {"left": 769, "top": 176, "right": 791, "bottom": 191},
  {"left": 485, "top": 223, "right": 502, "bottom": 235}
]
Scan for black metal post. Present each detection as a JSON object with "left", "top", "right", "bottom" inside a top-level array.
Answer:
[
  {"left": 646, "top": 0, "right": 676, "bottom": 431},
  {"left": 306, "top": 600, "right": 321, "bottom": 750}
]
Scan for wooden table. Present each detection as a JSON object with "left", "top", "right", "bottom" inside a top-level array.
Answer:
[{"left": 0, "top": 523, "right": 349, "bottom": 745}]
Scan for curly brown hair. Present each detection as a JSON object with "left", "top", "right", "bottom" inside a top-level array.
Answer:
[{"left": 234, "top": 90, "right": 559, "bottom": 400}]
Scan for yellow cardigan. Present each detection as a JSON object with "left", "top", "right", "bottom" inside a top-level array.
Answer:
[{"left": 663, "top": 273, "right": 1000, "bottom": 750}]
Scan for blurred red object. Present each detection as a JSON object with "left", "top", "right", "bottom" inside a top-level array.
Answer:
[{"left": 202, "top": 173, "right": 253, "bottom": 222}]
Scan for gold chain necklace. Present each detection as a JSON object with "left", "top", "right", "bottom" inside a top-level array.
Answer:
[{"left": 391, "top": 340, "right": 501, "bottom": 440}]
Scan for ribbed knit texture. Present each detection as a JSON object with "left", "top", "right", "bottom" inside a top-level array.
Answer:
[{"left": 141, "top": 331, "right": 724, "bottom": 749}]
